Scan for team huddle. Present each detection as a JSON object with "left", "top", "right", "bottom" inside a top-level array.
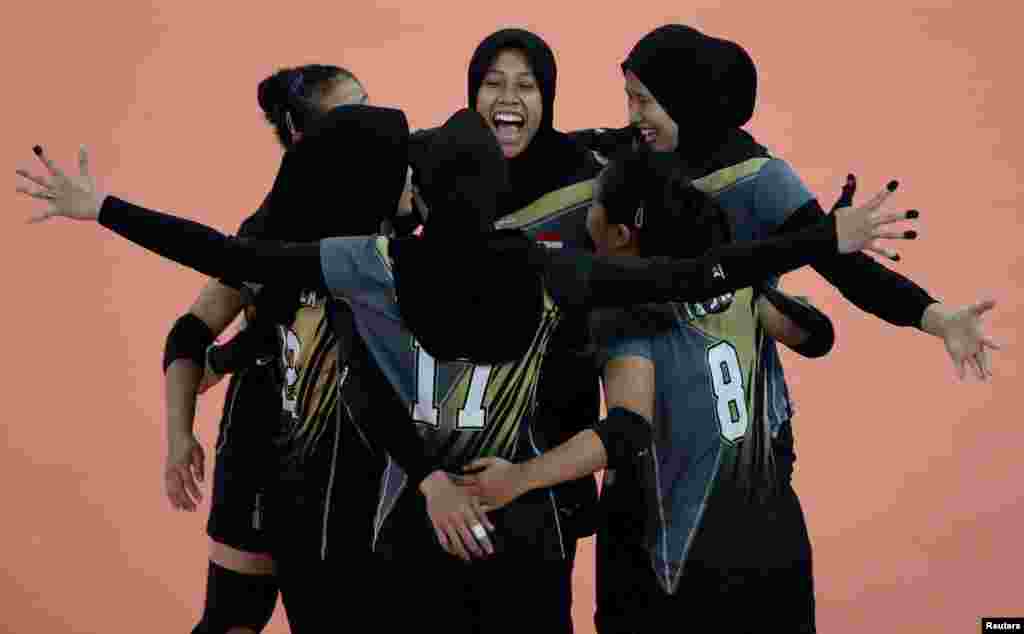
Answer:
[{"left": 18, "top": 24, "right": 1000, "bottom": 634}]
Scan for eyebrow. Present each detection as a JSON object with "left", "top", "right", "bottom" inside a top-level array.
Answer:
[{"left": 485, "top": 69, "right": 536, "bottom": 79}]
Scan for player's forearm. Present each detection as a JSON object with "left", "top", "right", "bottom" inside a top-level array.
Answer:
[
  {"left": 97, "top": 196, "right": 328, "bottom": 293},
  {"left": 780, "top": 200, "right": 939, "bottom": 329},
  {"left": 582, "top": 213, "right": 839, "bottom": 309},
  {"left": 519, "top": 430, "right": 608, "bottom": 494},
  {"left": 165, "top": 359, "right": 202, "bottom": 437}
]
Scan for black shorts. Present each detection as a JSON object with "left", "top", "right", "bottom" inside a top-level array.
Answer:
[
  {"left": 376, "top": 487, "right": 576, "bottom": 634},
  {"left": 206, "top": 365, "right": 281, "bottom": 554},
  {"left": 595, "top": 422, "right": 815, "bottom": 634}
]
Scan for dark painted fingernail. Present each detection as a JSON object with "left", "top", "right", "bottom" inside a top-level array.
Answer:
[
  {"left": 892, "top": 254, "right": 901, "bottom": 261},
  {"left": 32, "top": 145, "right": 43, "bottom": 156},
  {"left": 906, "top": 209, "right": 919, "bottom": 219},
  {"left": 887, "top": 180, "right": 899, "bottom": 192},
  {"left": 846, "top": 173, "right": 855, "bottom": 183},
  {"left": 904, "top": 230, "right": 918, "bottom": 239}
]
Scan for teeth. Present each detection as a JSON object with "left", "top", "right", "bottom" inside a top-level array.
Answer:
[{"left": 494, "top": 113, "right": 524, "bottom": 124}]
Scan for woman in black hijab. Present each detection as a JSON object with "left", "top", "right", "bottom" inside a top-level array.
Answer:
[
  {"left": 571, "top": 23, "right": 1000, "bottom": 633},
  {"left": 467, "top": 29, "right": 605, "bottom": 628},
  {"left": 389, "top": 29, "right": 606, "bottom": 633}
]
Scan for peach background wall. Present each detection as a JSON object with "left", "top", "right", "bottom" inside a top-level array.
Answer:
[{"left": 5, "top": 1, "right": 1021, "bottom": 632}]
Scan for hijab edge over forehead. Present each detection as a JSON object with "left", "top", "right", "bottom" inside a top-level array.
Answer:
[
  {"left": 622, "top": 25, "right": 757, "bottom": 134},
  {"left": 466, "top": 28, "right": 601, "bottom": 215},
  {"left": 467, "top": 28, "right": 557, "bottom": 132}
]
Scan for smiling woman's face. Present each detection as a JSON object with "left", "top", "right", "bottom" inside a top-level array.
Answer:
[
  {"left": 624, "top": 70, "right": 679, "bottom": 152},
  {"left": 475, "top": 48, "right": 543, "bottom": 158}
]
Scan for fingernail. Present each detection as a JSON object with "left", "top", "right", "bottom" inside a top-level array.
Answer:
[
  {"left": 887, "top": 180, "right": 899, "bottom": 192},
  {"left": 846, "top": 174, "right": 855, "bottom": 183},
  {"left": 892, "top": 254, "right": 901, "bottom": 261},
  {"left": 32, "top": 145, "right": 43, "bottom": 156},
  {"left": 906, "top": 209, "right": 919, "bottom": 219},
  {"left": 904, "top": 230, "right": 918, "bottom": 239}
]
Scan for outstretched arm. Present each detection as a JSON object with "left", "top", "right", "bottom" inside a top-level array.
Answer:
[
  {"left": 545, "top": 182, "right": 917, "bottom": 313},
  {"left": 772, "top": 171, "right": 1000, "bottom": 381},
  {"left": 17, "top": 145, "right": 328, "bottom": 292}
]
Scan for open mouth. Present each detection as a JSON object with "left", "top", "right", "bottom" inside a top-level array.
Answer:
[{"left": 492, "top": 111, "right": 526, "bottom": 144}]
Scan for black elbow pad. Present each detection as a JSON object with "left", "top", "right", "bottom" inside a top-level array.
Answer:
[
  {"left": 206, "top": 321, "right": 279, "bottom": 375},
  {"left": 592, "top": 407, "right": 652, "bottom": 469},
  {"left": 163, "top": 313, "right": 215, "bottom": 373},
  {"left": 760, "top": 285, "right": 835, "bottom": 358}
]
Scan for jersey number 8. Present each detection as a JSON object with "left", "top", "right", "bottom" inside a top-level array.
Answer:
[{"left": 706, "top": 341, "right": 749, "bottom": 443}]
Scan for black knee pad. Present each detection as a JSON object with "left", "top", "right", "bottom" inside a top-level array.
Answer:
[{"left": 192, "top": 562, "right": 278, "bottom": 634}]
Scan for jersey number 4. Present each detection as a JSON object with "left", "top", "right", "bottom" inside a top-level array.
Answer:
[
  {"left": 412, "top": 341, "right": 492, "bottom": 431},
  {"left": 707, "top": 342, "right": 749, "bottom": 443}
]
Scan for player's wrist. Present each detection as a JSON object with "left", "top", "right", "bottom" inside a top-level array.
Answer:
[
  {"left": 419, "top": 469, "right": 451, "bottom": 497},
  {"left": 920, "top": 302, "right": 951, "bottom": 337},
  {"left": 517, "top": 460, "right": 545, "bottom": 495}
]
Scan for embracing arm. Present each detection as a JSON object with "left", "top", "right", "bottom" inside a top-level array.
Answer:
[
  {"left": 462, "top": 355, "right": 654, "bottom": 510},
  {"left": 97, "top": 196, "right": 328, "bottom": 293},
  {"left": 546, "top": 213, "right": 842, "bottom": 313}
]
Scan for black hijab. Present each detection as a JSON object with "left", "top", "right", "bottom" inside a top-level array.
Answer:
[
  {"left": 622, "top": 24, "right": 768, "bottom": 178},
  {"left": 393, "top": 108, "right": 542, "bottom": 363},
  {"left": 258, "top": 103, "right": 410, "bottom": 243},
  {"left": 242, "top": 104, "right": 409, "bottom": 323},
  {"left": 467, "top": 28, "right": 599, "bottom": 215},
  {"left": 412, "top": 109, "right": 508, "bottom": 240}
]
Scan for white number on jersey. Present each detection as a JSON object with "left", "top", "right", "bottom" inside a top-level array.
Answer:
[
  {"left": 279, "top": 326, "right": 301, "bottom": 418},
  {"left": 706, "top": 341, "right": 749, "bottom": 442},
  {"left": 411, "top": 341, "right": 492, "bottom": 431}
]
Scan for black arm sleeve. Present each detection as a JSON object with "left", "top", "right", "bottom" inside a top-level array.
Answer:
[
  {"left": 98, "top": 196, "right": 328, "bottom": 294},
  {"left": 778, "top": 199, "right": 938, "bottom": 328},
  {"left": 357, "top": 413, "right": 437, "bottom": 488},
  {"left": 546, "top": 214, "right": 840, "bottom": 312}
]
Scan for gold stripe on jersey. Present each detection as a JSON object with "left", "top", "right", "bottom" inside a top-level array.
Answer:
[
  {"left": 493, "top": 179, "right": 595, "bottom": 231},
  {"left": 280, "top": 296, "right": 341, "bottom": 457},
  {"left": 430, "top": 289, "right": 562, "bottom": 468},
  {"left": 691, "top": 158, "right": 771, "bottom": 196}
]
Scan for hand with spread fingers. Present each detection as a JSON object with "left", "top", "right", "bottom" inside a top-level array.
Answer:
[
  {"left": 831, "top": 174, "right": 1002, "bottom": 382},
  {"left": 16, "top": 145, "right": 105, "bottom": 223},
  {"left": 831, "top": 178, "right": 919, "bottom": 260},
  {"left": 922, "top": 299, "right": 1002, "bottom": 382}
]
